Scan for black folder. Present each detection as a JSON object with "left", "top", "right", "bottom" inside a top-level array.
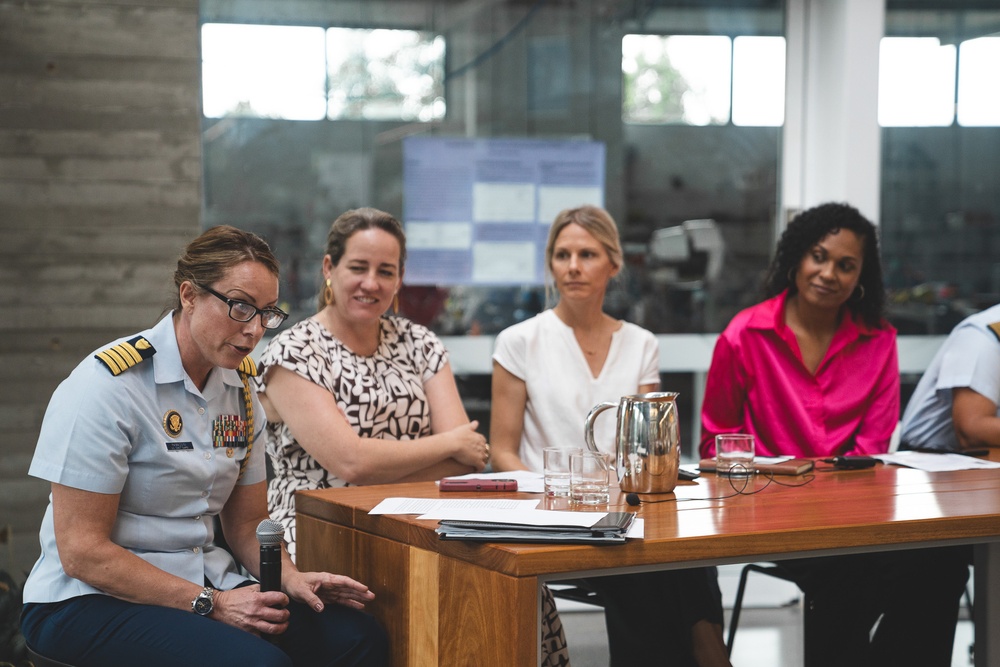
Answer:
[{"left": 435, "top": 511, "right": 636, "bottom": 545}]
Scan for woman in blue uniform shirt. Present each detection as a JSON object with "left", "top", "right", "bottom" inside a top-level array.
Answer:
[{"left": 20, "top": 226, "right": 387, "bottom": 666}]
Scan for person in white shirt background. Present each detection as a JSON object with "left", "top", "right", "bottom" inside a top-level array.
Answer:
[{"left": 491, "top": 205, "right": 731, "bottom": 667}]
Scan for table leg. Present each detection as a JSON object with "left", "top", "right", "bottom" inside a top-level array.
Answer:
[
  {"left": 438, "top": 554, "right": 538, "bottom": 666},
  {"left": 975, "top": 543, "right": 1000, "bottom": 667},
  {"left": 297, "top": 515, "right": 538, "bottom": 666}
]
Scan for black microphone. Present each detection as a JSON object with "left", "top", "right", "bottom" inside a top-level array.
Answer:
[{"left": 256, "top": 518, "right": 284, "bottom": 593}]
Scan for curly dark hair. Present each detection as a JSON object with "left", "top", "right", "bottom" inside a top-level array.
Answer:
[{"left": 763, "top": 202, "right": 886, "bottom": 329}]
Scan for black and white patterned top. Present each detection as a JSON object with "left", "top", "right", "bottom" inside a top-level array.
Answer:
[{"left": 255, "top": 315, "right": 448, "bottom": 560}]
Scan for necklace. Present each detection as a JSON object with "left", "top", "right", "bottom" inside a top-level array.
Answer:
[{"left": 574, "top": 327, "right": 611, "bottom": 357}]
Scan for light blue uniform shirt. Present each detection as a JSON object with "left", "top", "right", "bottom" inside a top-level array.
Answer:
[
  {"left": 23, "top": 313, "right": 266, "bottom": 604},
  {"left": 900, "top": 303, "right": 1000, "bottom": 452}
]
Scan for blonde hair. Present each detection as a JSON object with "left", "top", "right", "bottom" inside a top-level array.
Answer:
[{"left": 544, "top": 205, "right": 623, "bottom": 306}]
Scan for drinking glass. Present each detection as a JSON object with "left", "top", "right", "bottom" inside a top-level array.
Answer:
[
  {"left": 543, "top": 447, "right": 580, "bottom": 497},
  {"left": 716, "top": 434, "right": 755, "bottom": 476},
  {"left": 570, "top": 451, "right": 612, "bottom": 505}
]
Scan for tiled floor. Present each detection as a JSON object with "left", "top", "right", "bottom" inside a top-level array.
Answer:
[{"left": 557, "top": 564, "right": 976, "bottom": 667}]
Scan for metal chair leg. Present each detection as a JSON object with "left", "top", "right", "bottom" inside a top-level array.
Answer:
[
  {"left": 726, "top": 564, "right": 753, "bottom": 655},
  {"left": 727, "top": 563, "right": 802, "bottom": 657}
]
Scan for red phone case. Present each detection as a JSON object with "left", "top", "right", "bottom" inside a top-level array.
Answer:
[{"left": 439, "top": 478, "right": 518, "bottom": 492}]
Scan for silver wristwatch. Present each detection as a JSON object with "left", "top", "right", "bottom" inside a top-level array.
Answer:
[{"left": 192, "top": 587, "right": 215, "bottom": 616}]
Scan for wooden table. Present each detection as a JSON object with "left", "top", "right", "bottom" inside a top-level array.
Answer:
[{"left": 296, "top": 458, "right": 1000, "bottom": 667}]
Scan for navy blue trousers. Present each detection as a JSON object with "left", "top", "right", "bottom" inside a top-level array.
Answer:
[
  {"left": 779, "top": 545, "right": 971, "bottom": 667},
  {"left": 21, "top": 594, "right": 388, "bottom": 667},
  {"left": 583, "top": 566, "right": 725, "bottom": 667}
]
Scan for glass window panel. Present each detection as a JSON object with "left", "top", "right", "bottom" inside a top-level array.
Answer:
[
  {"left": 881, "top": 7, "right": 1000, "bottom": 337},
  {"left": 327, "top": 28, "right": 446, "bottom": 121},
  {"left": 957, "top": 37, "right": 1000, "bottom": 127},
  {"left": 201, "top": 2, "right": 785, "bottom": 454},
  {"left": 623, "top": 34, "right": 731, "bottom": 125},
  {"left": 878, "top": 37, "right": 956, "bottom": 127},
  {"left": 732, "top": 36, "right": 785, "bottom": 127},
  {"left": 201, "top": 24, "right": 327, "bottom": 120},
  {"left": 202, "top": 3, "right": 782, "bottom": 342}
]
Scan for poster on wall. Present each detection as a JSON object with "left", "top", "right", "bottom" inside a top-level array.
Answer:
[{"left": 402, "top": 137, "right": 605, "bottom": 286}]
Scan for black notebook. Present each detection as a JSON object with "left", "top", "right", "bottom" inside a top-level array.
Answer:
[{"left": 436, "top": 511, "right": 636, "bottom": 545}]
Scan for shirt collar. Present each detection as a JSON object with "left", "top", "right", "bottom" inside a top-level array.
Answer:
[
  {"left": 746, "top": 289, "right": 875, "bottom": 342},
  {"left": 146, "top": 312, "right": 245, "bottom": 391}
]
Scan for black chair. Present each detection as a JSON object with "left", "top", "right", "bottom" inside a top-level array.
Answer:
[
  {"left": 549, "top": 580, "right": 604, "bottom": 608},
  {"left": 726, "top": 562, "right": 975, "bottom": 662},
  {"left": 726, "top": 563, "right": 812, "bottom": 658},
  {"left": 26, "top": 645, "right": 78, "bottom": 667}
]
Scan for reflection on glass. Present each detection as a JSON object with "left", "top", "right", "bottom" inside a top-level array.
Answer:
[
  {"left": 622, "top": 35, "right": 731, "bottom": 125},
  {"left": 878, "top": 37, "right": 956, "bottom": 127},
  {"left": 327, "top": 28, "right": 445, "bottom": 121},
  {"left": 201, "top": 24, "right": 446, "bottom": 123},
  {"left": 201, "top": 6, "right": 782, "bottom": 340},
  {"left": 732, "top": 36, "right": 785, "bottom": 127},
  {"left": 201, "top": 24, "right": 327, "bottom": 120},
  {"left": 880, "top": 10, "right": 1000, "bottom": 328},
  {"left": 957, "top": 37, "right": 1000, "bottom": 127}
]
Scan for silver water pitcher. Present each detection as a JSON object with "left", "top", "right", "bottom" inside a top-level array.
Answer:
[{"left": 583, "top": 392, "right": 681, "bottom": 494}]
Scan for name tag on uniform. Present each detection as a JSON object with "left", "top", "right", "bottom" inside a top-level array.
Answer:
[{"left": 166, "top": 441, "right": 194, "bottom": 451}]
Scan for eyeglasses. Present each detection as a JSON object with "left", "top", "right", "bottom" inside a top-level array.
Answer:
[{"left": 196, "top": 283, "right": 289, "bottom": 330}]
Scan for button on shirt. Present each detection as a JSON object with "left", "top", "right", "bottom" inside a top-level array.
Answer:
[
  {"left": 900, "top": 303, "right": 1000, "bottom": 452},
  {"left": 699, "top": 291, "right": 899, "bottom": 459},
  {"left": 23, "top": 314, "right": 267, "bottom": 604}
]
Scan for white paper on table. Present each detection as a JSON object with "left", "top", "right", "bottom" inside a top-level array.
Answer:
[
  {"left": 875, "top": 451, "right": 1000, "bottom": 472},
  {"left": 418, "top": 508, "right": 607, "bottom": 527},
  {"left": 754, "top": 456, "right": 792, "bottom": 464},
  {"left": 438, "top": 469, "right": 545, "bottom": 494},
  {"left": 369, "top": 497, "right": 540, "bottom": 515},
  {"left": 626, "top": 518, "right": 644, "bottom": 539}
]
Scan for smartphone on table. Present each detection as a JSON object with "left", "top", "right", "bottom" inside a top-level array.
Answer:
[{"left": 439, "top": 477, "right": 518, "bottom": 492}]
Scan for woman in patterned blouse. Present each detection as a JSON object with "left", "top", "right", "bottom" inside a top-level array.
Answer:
[{"left": 255, "top": 207, "right": 490, "bottom": 560}]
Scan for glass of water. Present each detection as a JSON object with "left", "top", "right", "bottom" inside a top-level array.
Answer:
[
  {"left": 543, "top": 447, "right": 580, "bottom": 497},
  {"left": 715, "top": 433, "right": 755, "bottom": 476},
  {"left": 570, "top": 451, "right": 612, "bottom": 505}
]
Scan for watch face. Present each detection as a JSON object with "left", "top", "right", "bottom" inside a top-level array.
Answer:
[{"left": 194, "top": 591, "right": 213, "bottom": 615}]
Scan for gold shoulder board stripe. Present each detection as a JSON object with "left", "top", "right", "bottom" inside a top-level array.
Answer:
[
  {"left": 94, "top": 336, "right": 156, "bottom": 376},
  {"left": 989, "top": 322, "right": 1000, "bottom": 343},
  {"left": 238, "top": 356, "right": 258, "bottom": 377}
]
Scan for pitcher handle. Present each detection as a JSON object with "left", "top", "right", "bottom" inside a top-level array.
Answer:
[{"left": 584, "top": 401, "right": 617, "bottom": 453}]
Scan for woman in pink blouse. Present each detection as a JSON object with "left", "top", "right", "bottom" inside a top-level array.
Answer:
[
  {"left": 699, "top": 202, "right": 898, "bottom": 459},
  {"left": 700, "top": 202, "right": 969, "bottom": 667}
]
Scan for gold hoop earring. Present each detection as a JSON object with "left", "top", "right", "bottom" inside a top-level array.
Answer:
[
  {"left": 854, "top": 284, "right": 866, "bottom": 301},
  {"left": 393, "top": 293, "right": 400, "bottom": 314},
  {"left": 323, "top": 278, "right": 334, "bottom": 306}
]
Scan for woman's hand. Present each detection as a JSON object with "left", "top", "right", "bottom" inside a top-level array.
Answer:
[
  {"left": 264, "top": 364, "right": 481, "bottom": 484},
  {"left": 284, "top": 570, "right": 376, "bottom": 612},
  {"left": 446, "top": 420, "right": 490, "bottom": 470},
  {"left": 212, "top": 585, "right": 291, "bottom": 637}
]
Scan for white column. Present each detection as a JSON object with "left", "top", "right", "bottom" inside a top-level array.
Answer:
[{"left": 781, "top": 0, "right": 885, "bottom": 228}]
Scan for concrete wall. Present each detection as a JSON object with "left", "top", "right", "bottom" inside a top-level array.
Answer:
[{"left": 0, "top": 0, "right": 202, "bottom": 580}]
